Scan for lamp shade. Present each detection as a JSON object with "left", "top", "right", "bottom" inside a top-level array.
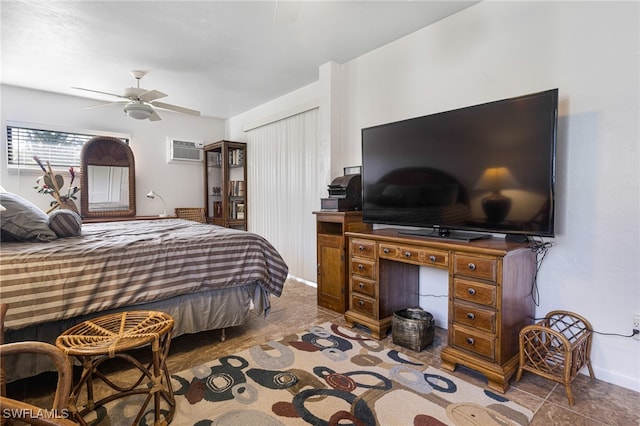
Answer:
[
  {"left": 474, "top": 167, "right": 519, "bottom": 193},
  {"left": 124, "top": 102, "right": 153, "bottom": 120}
]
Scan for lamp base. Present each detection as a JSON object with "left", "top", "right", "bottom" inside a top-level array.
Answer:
[{"left": 482, "top": 194, "right": 511, "bottom": 223}]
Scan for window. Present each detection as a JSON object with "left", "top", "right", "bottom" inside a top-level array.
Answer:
[{"left": 6, "top": 122, "right": 129, "bottom": 170}]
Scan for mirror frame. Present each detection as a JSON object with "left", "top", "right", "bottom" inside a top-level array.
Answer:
[{"left": 80, "top": 136, "right": 136, "bottom": 218}]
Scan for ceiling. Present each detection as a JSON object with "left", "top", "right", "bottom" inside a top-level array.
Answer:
[{"left": 1, "top": 1, "right": 477, "bottom": 119}]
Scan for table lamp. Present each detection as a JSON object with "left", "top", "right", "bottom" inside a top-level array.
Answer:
[
  {"left": 474, "top": 167, "right": 519, "bottom": 223},
  {"left": 146, "top": 190, "right": 167, "bottom": 217}
]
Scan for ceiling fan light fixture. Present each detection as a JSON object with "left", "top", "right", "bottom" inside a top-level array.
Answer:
[{"left": 124, "top": 102, "right": 153, "bottom": 120}]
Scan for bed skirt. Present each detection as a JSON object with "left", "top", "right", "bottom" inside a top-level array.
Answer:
[{"left": 4, "top": 283, "right": 263, "bottom": 383}]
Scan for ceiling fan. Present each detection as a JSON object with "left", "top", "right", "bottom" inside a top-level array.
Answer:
[{"left": 72, "top": 70, "right": 201, "bottom": 121}]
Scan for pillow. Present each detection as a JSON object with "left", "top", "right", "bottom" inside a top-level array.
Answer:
[
  {"left": 48, "top": 209, "right": 82, "bottom": 237},
  {"left": 0, "top": 192, "right": 58, "bottom": 242}
]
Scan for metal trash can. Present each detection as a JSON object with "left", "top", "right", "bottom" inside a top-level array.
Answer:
[{"left": 392, "top": 307, "right": 435, "bottom": 352}]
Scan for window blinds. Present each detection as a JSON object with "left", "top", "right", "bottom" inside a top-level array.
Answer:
[{"left": 6, "top": 125, "right": 129, "bottom": 168}]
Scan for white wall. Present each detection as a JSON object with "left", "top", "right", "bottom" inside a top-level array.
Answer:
[
  {"left": 229, "top": 1, "right": 640, "bottom": 391},
  {"left": 1, "top": 85, "right": 225, "bottom": 214}
]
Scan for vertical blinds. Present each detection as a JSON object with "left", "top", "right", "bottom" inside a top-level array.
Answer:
[
  {"left": 6, "top": 125, "right": 129, "bottom": 168},
  {"left": 247, "top": 108, "right": 321, "bottom": 282}
]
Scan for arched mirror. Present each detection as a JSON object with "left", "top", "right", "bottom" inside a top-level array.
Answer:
[{"left": 80, "top": 136, "right": 136, "bottom": 218}]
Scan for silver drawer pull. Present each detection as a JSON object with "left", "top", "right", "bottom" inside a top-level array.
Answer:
[
  {"left": 467, "top": 288, "right": 476, "bottom": 296},
  {"left": 359, "top": 283, "right": 364, "bottom": 288},
  {"left": 467, "top": 312, "right": 475, "bottom": 320},
  {"left": 404, "top": 251, "right": 412, "bottom": 258},
  {"left": 468, "top": 262, "right": 476, "bottom": 270},
  {"left": 429, "top": 255, "right": 436, "bottom": 262},
  {"left": 359, "top": 301, "right": 365, "bottom": 306},
  {"left": 358, "top": 245, "right": 365, "bottom": 251},
  {"left": 383, "top": 248, "right": 390, "bottom": 254},
  {"left": 466, "top": 337, "right": 475, "bottom": 345},
  {"left": 358, "top": 264, "right": 364, "bottom": 270}
]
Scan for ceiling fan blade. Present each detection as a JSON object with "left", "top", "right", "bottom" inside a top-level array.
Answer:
[
  {"left": 72, "top": 87, "right": 127, "bottom": 99},
  {"left": 139, "top": 89, "right": 167, "bottom": 102},
  {"left": 82, "top": 101, "right": 128, "bottom": 109},
  {"left": 152, "top": 101, "right": 200, "bottom": 116},
  {"left": 149, "top": 110, "right": 162, "bottom": 121}
]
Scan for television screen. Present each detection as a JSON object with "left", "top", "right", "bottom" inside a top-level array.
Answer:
[{"left": 361, "top": 89, "right": 558, "bottom": 240}]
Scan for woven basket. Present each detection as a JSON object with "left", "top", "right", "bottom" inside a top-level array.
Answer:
[{"left": 392, "top": 308, "right": 435, "bottom": 352}]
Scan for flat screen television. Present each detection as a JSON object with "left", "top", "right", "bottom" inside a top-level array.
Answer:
[{"left": 361, "top": 88, "right": 558, "bottom": 241}]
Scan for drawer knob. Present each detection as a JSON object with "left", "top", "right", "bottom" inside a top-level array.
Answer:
[
  {"left": 467, "top": 288, "right": 476, "bottom": 296},
  {"left": 359, "top": 283, "right": 364, "bottom": 288},
  {"left": 404, "top": 251, "right": 412, "bottom": 258},
  {"left": 358, "top": 264, "right": 364, "bottom": 270},
  {"left": 383, "top": 248, "right": 390, "bottom": 254},
  {"left": 468, "top": 262, "right": 476, "bottom": 270},
  {"left": 429, "top": 255, "right": 436, "bottom": 262},
  {"left": 358, "top": 245, "right": 365, "bottom": 251},
  {"left": 466, "top": 337, "right": 475, "bottom": 345},
  {"left": 467, "top": 312, "right": 475, "bottom": 320},
  {"left": 359, "top": 301, "right": 365, "bottom": 306}
]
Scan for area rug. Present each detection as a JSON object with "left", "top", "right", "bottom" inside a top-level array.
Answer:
[{"left": 152, "top": 322, "right": 530, "bottom": 426}]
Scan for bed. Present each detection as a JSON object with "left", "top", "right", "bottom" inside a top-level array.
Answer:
[{"left": 0, "top": 218, "right": 288, "bottom": 382}]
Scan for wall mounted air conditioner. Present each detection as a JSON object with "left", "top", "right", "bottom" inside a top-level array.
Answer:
[{"left": 168, "top": 139, "right": 203, "bottom": 163}]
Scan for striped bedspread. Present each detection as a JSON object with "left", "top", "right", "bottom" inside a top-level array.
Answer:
[{"left": 0, "top": 219, "right": 288, "bottom": 331}]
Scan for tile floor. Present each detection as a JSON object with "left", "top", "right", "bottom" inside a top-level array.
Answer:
[{"left": 7, "top": 278, "right": 640, "bottom": 425}]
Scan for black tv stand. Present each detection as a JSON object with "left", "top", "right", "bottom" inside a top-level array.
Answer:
[
  {"left": 505, "top": 233, "right": 529, "bottom": 243},
  {"left": 399, "top": 228, "right": 491, "bottom": 242}
]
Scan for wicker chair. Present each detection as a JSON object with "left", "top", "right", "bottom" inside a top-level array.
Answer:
[
  {"left": 175, "top": 207, "right": 206, "bottom": 223},
  {"left": 1, "top": 304, "right": 76, "bottom": 426},
  {"left": 515, "top": 310, "right": 595, "bottom": 405}
]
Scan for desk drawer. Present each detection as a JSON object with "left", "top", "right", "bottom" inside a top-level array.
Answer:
[
  {"left": 352, "top": 277, "right": 375, "bottom": 298},
  {"left": 351, "top": 294, "right": 375, "bottom": 317},
  {"left": 351, "top": 259, "right": 375, "bottom": 279},
  {"left": 453, "top": 278, "right": 496, "bottom": 308},
  {"left": 351, "top": 239, "right": 376, "bottom": 259},
  {"left": 452, "top": 326, "right": 495, "bottom": 361},
  {"left": 421, "top": 247, "right": 449, "bottom": 268},
  {"left": 453, "top": 303, "right": 495, "bottom": 333},
  {"left": 379, "top": 243, "right": 448, "bottom": 268},
  {"left": 454, "top": 254, "right": 497, "bottom": 282}
]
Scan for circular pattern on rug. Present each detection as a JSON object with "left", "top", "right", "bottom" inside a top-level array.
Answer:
[
  {"left": 321, "top": 347, "right": 348, "bottom": 362},
  {"left": 309, "top": 325, "right": 331, "bottom": 338},
  {"left": 211, "top": 409, "right": 286, "bottom": 426},
  {"left": 423, "top": 372, "right": 457, "bottom": 393},
  {"left": 207, "top": 373, "right": 234, "bottom": 394},
  {"left": 350, "top": 353, "right": 383, "bottom": 367},
  {"left": 249, "top": 341, "right": 294, "bottom": 369},
  {"left": 293, "top": 388, "right": 376, "bottom": 425},
  {"left": 231, "top": 382, "right": 258, "bottom": 404},
  {"left": 446, "top": 402, "right": 514, "bottom": 426},
  {"left": 389, "top": 365, "right": 433, "bottom": 394},
  {"left": 325, "top": 372, "right": 357, "bottom": 392}
]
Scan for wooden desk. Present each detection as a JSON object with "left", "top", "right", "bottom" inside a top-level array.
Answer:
[{"left": 344, "top": 228, "right": 536, "bottom": 393}]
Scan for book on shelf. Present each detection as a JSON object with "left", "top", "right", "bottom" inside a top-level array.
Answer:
[
  {"left": 228, "top": 148, "right": 244, "bottom": 166},
  {"left": 228, "top": 180, "right": 245, "bottom": 197},
  {"left": 209, "top": 151, "right": 223, "bottom": 166},
  {"left": 213, "top": 201, "right": 223, "bottom": 218},
  {"left": 236, "top": 203, "right": 245, "bottom": 220},
  {"left": 228, "top": 200, "right": 246, "bottom": 220}
]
